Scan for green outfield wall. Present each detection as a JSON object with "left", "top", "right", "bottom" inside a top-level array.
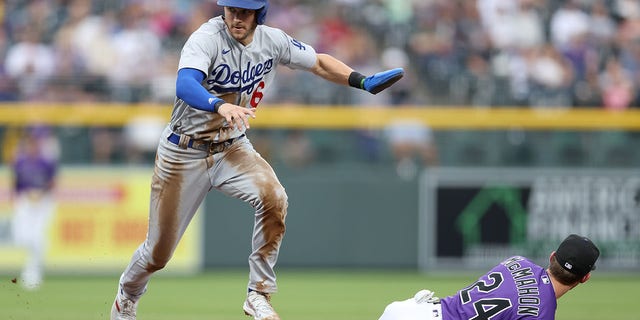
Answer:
[{"left": 203, "top": 163, "right": 420, "bottom": 269}]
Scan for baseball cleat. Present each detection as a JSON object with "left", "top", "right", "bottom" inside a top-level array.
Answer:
[
  {"left": 110, "top": 291, "right": 138, "bottom": 320},
  {"left": 19, "top": 270, "right": 42, "bottom": 290},
  {"left": 243, "top": 290, "right": 280, "bottom": 320}
]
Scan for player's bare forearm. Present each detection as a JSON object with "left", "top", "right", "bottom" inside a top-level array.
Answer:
[{"left": 310, "top": 53, "right": 353, "bottom": 86}]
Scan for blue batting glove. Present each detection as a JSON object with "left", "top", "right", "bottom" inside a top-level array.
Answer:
[{"left": 363, "top": 68, "right": 405, "bottom": 94}]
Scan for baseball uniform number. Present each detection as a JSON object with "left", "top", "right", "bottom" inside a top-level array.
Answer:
[
  {"left": 460, "top": 273, "right": 512, "bottom": 320},
  {"left": 250, "top": 81, "right": 265, "bottom": 107}
]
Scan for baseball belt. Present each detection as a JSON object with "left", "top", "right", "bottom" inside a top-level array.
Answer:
[{"left": 167, "top": 132, "right": 245, "bottom": 154}]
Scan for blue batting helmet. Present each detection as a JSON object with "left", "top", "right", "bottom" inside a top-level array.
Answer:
[{"left": 217, "top": 0, "right": 269, "bottom": 24}]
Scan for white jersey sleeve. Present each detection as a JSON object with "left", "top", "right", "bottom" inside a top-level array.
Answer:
[
  {"left": 266, "top": 28, "right": 317, "bottom": 70},
  {"left": 178, "top": 20, "right": 224, "bottom": 74}
]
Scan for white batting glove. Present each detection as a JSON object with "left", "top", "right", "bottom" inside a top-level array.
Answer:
[{"left": 414, "top": 289, "right": 440, "bottom": 304}]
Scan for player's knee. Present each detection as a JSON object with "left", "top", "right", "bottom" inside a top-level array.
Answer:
[
  {"left": 274, "top": 185, "right": 288, "bottom": 210},
  {"left": 379, "top": 301, "right": 401, "bottom": 320},
  {"left": 258, "top": 184, "right": 287, "bottom": 214}
]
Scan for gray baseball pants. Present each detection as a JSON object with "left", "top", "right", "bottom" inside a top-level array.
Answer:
[{"left": 117, "top": 126, "right": 288, "bottom": 300}]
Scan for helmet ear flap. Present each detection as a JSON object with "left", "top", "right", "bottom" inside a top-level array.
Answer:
[{"left": 257, "top": 1, "right": 269, "bottom": 24}]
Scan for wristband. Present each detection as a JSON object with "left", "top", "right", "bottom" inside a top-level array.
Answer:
[
  {"left": 348, "top": 71, "right": 366, "bottom": 90},
  {"left": 212, "top": 99, "right": 224, "bottom": 113}
]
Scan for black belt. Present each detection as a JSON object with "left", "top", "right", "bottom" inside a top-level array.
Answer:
[{"left": 167, "top": 133, "right": 245, "bottom": 154}]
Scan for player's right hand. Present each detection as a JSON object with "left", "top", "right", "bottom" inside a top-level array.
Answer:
[
  {"left": 363, "top": 68, "right": 405, "bottom": 94},
  {"left": 217, "top": 103, "right": 256, "bottom": 131}
]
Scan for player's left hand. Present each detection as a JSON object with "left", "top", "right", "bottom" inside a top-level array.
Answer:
[
  {"left": 218, "top": 103, "right": 256, "bottom": 131},
  {"left": 363, "top": 68, "right": 404, "bottom": 94},
  {"left": 414, "top": 289, "right": 440, "bottom": 304}
]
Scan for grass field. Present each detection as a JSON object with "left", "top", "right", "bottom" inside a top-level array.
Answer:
[{"left": 1, "top": 269, "right": 638, "bottom": 320}]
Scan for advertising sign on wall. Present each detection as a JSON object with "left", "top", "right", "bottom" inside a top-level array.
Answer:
[
  {"left": 0, "top": 167, "right": 202, "bottom": 274},
  {"left": 418, "top": 168, "right": 640, "bottom": 271}
]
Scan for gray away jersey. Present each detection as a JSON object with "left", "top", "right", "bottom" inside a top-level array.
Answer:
[
  {"left": 171, "top": 16, "right": 317, "bottom": 141},
  {"left": 440, "top": 256, "right": 557, "bottom": 320}
]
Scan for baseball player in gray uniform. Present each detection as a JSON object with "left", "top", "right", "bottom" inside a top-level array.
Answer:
[{"left": 110, "top": 1, "right": 404, "bottom": 319}]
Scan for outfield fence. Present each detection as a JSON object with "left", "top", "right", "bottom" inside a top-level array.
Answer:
[{"left": 0, "top": 103, "right": 638, "bottom": 272}]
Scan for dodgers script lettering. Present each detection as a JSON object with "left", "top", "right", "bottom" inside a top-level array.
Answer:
[{"left": 208, "top": 59, "right": 274, "bottom": 94}]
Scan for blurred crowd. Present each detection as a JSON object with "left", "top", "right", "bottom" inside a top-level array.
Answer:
[
  {"left": 0, "top": 0, "right": 639, "bottom": 108},
  {"left": 0, "top": 0, "right": 639, "bottom": 171}
]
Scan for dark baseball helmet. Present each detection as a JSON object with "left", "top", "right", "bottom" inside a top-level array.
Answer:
[{"left": 217, "top": 0, "right": 269, "bottom": 24}]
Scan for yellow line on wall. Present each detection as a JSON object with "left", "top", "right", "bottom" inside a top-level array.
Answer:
[{"left": 0, "top": 103, "right": 638, "bottom": 130}]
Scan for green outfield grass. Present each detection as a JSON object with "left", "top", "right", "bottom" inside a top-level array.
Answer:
[{"left": 1, "top": 269, "right": 638, "bottom": 320}]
